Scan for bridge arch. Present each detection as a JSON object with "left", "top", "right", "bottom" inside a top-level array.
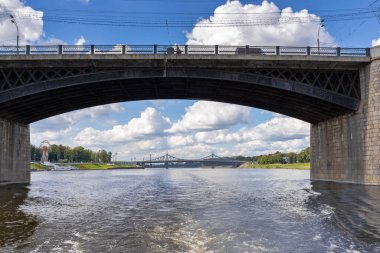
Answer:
[
  {"left": 0, "top": 68, "right": 358, "bottom": 124},
  {"left": 1, "top": 48, "right": 379, "bottom": 186}
]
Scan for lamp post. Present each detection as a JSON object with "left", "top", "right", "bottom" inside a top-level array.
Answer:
[
  {"left": 9, "top": 15, "right": 19, "bottom": 54},
  {"left": 317, "top": 19, "right": 324, "bottom": 54}
]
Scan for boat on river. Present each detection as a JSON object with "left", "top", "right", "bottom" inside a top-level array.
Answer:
[
  {"left": 43, "top": 162, "right": 75, "bottom": 171},
  {"left": 51, "top": 165, "right": 75, "bottom": 171}
]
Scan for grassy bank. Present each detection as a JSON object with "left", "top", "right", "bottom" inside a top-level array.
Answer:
[
  {"left": 30, "top": 163, "right": 49, "bottom": 171},
  {"left": 242, "top": 162, "right": 310, "bottom": 170},
  {"left": 68, "top": 164, "right": 136, "bottom": 170},
  {"left": 30, "top": 163, "right": 139, "bottom": 171}
]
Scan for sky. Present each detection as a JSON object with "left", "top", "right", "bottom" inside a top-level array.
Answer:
[{"left": 0, "top": 0, "right": 379, "bottom": 161}]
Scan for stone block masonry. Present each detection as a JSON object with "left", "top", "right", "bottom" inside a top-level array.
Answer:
[
  {"left": 311, "top": 52, "right": 380, "bottom": 185},
  {"left": 0, "top": 118, "right": 30, "bottom": 185}
]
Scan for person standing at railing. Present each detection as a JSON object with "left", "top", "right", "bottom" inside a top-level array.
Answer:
[{"left": 176, "top": 45, "right": 182, "bottom": 55}]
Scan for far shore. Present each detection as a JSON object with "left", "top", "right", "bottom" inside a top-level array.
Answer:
[
  {"left": 240, "top": 162, "right": 310, "bottom": 170},
  {"left": 30, "top": 163, "right": 143, "bottom": 171}
]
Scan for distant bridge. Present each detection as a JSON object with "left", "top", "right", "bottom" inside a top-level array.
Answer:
[{"left": 116, "top": 153, "right": 247, "bottom": 169}]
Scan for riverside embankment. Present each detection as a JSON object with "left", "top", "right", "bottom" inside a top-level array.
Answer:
[
  {"left": 30, "top": 163, "right": 142, "bottom": 171},
  {"left": 241, "top": 162, "right": 310, "bottom": 170}
]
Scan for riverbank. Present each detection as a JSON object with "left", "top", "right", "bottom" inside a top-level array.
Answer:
[
  {"left": 241, "top": 162, "right": 310, "bottom": 170},
  {"left": 30, "top": 163, "right": 142, "bottom": 171}
]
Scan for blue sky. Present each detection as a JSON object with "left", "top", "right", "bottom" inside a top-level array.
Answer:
[
  {"left": 1, "top": 0, "right": 379, "bottom": 160},
  {"left": 22, "top": 0, "right": 379, "bottom": 47}
]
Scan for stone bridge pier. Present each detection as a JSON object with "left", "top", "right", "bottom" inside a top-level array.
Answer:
[
  {"left": 0, "top": 118, "right": 30, "bottom": 185},
  {"left": 311, "top": 47, "right": 380, "bottom": 185}
]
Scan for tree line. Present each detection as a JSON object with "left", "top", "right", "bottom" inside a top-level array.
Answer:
[
  {"left": 31, "top": 144, "right": 112, "bottom": 163},
  {"left": 255, "top": 147, "right": 310, "bottom": 164},
  {"left": 228, "top": 147, "right": 310, "bottom": 164}
]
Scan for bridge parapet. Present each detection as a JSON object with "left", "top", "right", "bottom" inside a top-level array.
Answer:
[{"left": 0, "top": 45, "right": 370, "bottom": 57}]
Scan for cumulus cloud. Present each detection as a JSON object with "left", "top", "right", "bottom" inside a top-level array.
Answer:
[
  {"left": 193, "top": 115, "right": 309, "bottom": 145},
  {"left": 0, "top": 0, "right": 43, "bottom": 45},
  {"left": 372, "top": 36, "right": 380, "bottom": 47},
  {"left": 240, "top": 116, "right": 309, "bottom": 142},
  {"left": 186, "top": 0, "right": 335, "bottom": 46},
  {"left": 74, "top": 107, "right": 172, "bottom": 146},
  {"left": 31, "top": 103, "right": 125, "bottom": 144},
  {"left": 168, "top": 101, "right": 251, "bottom": 133},
  {"left": 234, "top": 137, "right": 310, "bottom": 156},
  {"left": 67, "top": 104, "right": 309, "bottom": 159},
  {"left": 167, "top": 135, "right": 195, "bottom": 148},
  {"left": 75, "top": 35, "right": 86, "bottom": 46}
]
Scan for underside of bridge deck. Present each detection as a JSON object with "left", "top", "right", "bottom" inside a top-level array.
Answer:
[{"left": 0, "top": 68, "right": 359, "bottom": 124}]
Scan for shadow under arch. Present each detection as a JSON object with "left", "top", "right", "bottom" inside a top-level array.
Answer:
[{"left": 0, "top": 69, "right": 358, "bottom": 124}]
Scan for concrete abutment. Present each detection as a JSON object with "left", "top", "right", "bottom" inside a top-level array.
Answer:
[
  {"left": 0, "top": 118, "right": 30, "bottom": 185},
  {"left": 311, "top": 49, "right": 380, "bottom": 185}
]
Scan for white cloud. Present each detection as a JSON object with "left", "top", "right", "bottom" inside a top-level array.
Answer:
[
  {"left": 35, "top": 101, "right": 310, "bottom": 160},
  {"left": 69, "top": 103, "right": 125, "bottom": 121},
  {"left": 74, "top": 107, "right": 172, "bottom": 146},
  {"left": 240, "top": 116, "right": 309, "bottom": 142},
  {"left": 372, "top": 36, "right": 380, "bottom": 47},
  {"left": 167, "top": 135, "right": 195, "bottom": 148},
  {"left": 80, "top": 0, "right": 90, "bottom": 4},
  {"left": 0, "top": 0, "right": 43, "bottom": 45},
  {"left": 234, "top": 137, "right": 310, "bottom": 156},
  {"left": 75, "top": 35, "right": 86, "bottom": 46},
  {"left": 168, "top": 143, "right": 217, "bottom": 159},
  {"left": 168, "top": 101, "right": 251, "bottom": 133},
  {"left": 37, "top": 37, "right": 66, "bottom": 46},
  {"left": 186, "top": 0, "right": 335, "bottom": 47},
  {"left": 31, "top": 103, "right": 125, "bottom": 145},
  {"left": 192, "top": 115, "right": 309, "bottom": 146},
  {"left": 195, "top": 130, "right": 242, "bottom": 144}
]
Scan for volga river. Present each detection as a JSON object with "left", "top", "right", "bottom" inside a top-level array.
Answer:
[{"left": 0, "top": 168, "right": 379, "bottom": 252}]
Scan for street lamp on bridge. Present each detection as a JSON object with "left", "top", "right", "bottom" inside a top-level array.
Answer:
[
  {"left": 317, "top": 19, "right": 325, "bottom": 54},
  {"left": 9, "top": 15, "right": 19, "bottom": 55}
]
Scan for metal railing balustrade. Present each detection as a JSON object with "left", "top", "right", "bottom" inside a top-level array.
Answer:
[{"left": 0, "top": 45, "right": 370, "bottom": 57}]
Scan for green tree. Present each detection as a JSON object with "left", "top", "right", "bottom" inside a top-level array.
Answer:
[
  {"left": 98, "top": 150, "right": 108, "bottom": 163},
  {"left": 297, "top": 147, "right": 310, "bottom": 163},
  {"left": 30, "top": 144, "right": 41, "bottom": 161},
  {"left": 107, "top": 152, "right": 112, "bottom": 163}
]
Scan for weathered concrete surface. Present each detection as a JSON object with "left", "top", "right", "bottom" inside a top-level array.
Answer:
[
  {"left": 0, "top": 118, "right": 30, "bottom": 185},
  {"left": 311, "top": 50, "right": 380, "bottom": 185},
  {"left": 0, "top": 54, "right": 369, "bottom": 70}
]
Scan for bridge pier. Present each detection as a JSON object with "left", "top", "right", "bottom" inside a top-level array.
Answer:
[
  {"left": 311, "top": 51, "right": 380, "bottom": 185},
  {"left": 0, "top": 118, "right": 30, "bottom": 185}
]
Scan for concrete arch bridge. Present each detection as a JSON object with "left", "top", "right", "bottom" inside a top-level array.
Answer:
[{"left": 0, "top": 44, "right": 378, "bottom": 185}]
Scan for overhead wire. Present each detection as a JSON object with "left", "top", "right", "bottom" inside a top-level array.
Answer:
[{"left": 0, "top": 7, "right": 378, "bottom": 28}]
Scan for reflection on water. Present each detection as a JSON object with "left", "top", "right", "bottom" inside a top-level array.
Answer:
[
  {"left": 311, "top": 181, "right": 380, "bottom": 243},
  {"left": 0, "top": 169, "right": 379, "bottom": 252},
  {"left": 0, "top": 185, "right": 38, "bottom": 248}
]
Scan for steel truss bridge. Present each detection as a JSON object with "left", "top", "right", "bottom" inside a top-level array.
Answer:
[{"left": 116, "top": 153, "right": 247, "bottom": 169}]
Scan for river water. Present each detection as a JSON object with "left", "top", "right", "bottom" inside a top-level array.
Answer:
[{"left": 0, "top": 168, "right": 379, "bottom": 252}]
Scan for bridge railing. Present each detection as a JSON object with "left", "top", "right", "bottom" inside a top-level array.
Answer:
[{"left": 0, "top": 45, "right": 370, "bottom": 57}]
